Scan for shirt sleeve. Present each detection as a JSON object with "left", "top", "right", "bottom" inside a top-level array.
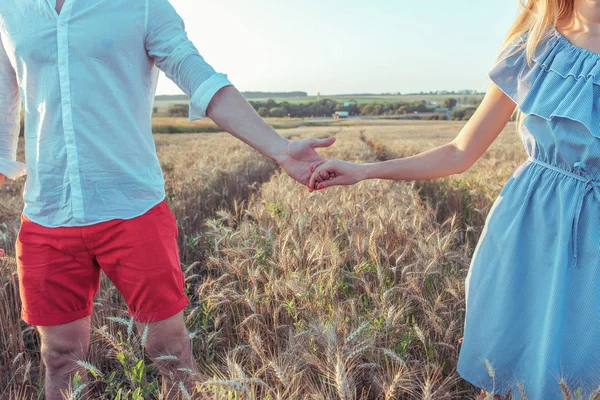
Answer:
[
  {"left": 145, "top": 0, "right": 233, "bottom": 120},
  {"left": 0, "top": 30, "right": 26, "bottom": 180}
]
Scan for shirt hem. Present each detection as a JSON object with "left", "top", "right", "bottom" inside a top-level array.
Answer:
[
  {"left": 0, "top": 158, "right": 27, "bottom": 180},
  {"left": 21, "top": 194, "right": 167, "bottom": 228}
]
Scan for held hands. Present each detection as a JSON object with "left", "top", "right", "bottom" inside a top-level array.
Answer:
[
  {"left": 277, "top": 137, "right": 337, "bottom": 186},
  {"left": 308, "top": 158, "right": 366, "bottom": 191}
]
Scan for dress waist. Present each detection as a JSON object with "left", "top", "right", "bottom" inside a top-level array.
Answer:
[
  {"left": 527, "top": 157, "right": 598, "bottom": 182},
  {"left": 526, "top": 156, "right": 600, "bottom": 269}
]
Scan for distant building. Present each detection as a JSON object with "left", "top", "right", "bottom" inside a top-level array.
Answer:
[
  {"left": 333, "top": 111, "right": 349, "bottom": 119},
  {"left": 434, "top": 107, "right": 451, "bottom": 119},
  {"left": 343, "top": 101, "right": 357, "bottom": 107}
]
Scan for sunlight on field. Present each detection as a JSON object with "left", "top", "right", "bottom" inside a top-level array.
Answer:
[
  {"left": 1, "top": 119, "right": 536, "bottom": 399},
  {"left": 151, "top": 117, "right": 310, "bottom": 133}
]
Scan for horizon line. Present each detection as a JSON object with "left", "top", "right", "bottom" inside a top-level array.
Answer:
[{"left": 154, "top": 89, "right": 487, "bottom": 98}]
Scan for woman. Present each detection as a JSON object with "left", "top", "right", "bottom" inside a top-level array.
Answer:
[{"left": 308, "top": 0, "right": 600, "bottom": 398}]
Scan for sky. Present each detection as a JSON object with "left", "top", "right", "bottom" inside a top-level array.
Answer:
[{"left": 156, "top": 0, "right": 520, "bottom": 96}]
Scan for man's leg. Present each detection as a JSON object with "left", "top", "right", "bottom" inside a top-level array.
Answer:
[
  {"left": 135, "top": 311, "right": 198, "bottom": 399},
  {"left": 91, "top": 199, "right": 193, "bottom": 398},
  {"left": 15, "top": 213, "right": 101, "bottom": 399},
  {"left": 38, "top": 316, "right": 92, "bottom": 400}
]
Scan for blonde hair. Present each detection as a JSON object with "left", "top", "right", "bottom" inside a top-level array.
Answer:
[{"left": 499, "top": 0, "right": 574, "bottom": 129}]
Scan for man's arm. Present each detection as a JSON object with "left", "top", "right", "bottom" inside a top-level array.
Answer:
[
  {"left": 144, "top": 0, "right": 335, "bottom": 185},
  {"left": 0, "top": 27, "right": 27, "bottom": 189},
  {"left": 205, "top": 86, "right": 336, "bottom": 184}
]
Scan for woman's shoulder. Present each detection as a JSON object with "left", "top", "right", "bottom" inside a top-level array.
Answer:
[
  {"left": 489, "top": 26, "right": 600, "bottom": 138},
  {"left": 492, "top": 27, "right": 600, "bottom": 69},
  {"left": 492, "top": 29, "right": 553, "bottom": 64},
  {"left": 489, "top": 27, "right": 600, "bottom": 89}
]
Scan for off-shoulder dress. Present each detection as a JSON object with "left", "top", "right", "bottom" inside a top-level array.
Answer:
[{"left": 456, "top": 28, "right": 600, "bottom": 400}]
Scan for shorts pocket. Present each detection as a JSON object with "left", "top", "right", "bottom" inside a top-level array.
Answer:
[
  {"left": 17, "top": 215, "right": 31, "bottom": 243},
  {"left": 165, "top": 204, "right": 179, "bottom": 239}
]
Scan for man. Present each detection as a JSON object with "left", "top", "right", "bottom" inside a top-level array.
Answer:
[{"left": 0, "top": 0, "right": 335, "bottom": 398}]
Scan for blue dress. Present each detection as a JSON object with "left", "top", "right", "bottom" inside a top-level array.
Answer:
[{"left": 456, "top": 28, "right": 600, "bottom": 399}]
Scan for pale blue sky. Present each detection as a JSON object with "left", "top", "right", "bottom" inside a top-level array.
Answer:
[{"left": 156, "top": 0, "right": 520, "bottom": 96}]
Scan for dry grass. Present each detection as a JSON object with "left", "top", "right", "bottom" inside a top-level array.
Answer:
[
  {"left": 0, "top": 119, "right": 594, "bottom": 399},
  {"left": 150, "top": 117, "right": 311, "bottom": 134}
]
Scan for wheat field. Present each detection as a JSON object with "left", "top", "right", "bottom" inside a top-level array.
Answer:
[{"left": 1, "top": 118, "right": 586, "bottom": 399}]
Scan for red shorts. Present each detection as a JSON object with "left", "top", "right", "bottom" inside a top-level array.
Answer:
[{"left": 15, "top": 199, "right": 188, "bottom": 326}]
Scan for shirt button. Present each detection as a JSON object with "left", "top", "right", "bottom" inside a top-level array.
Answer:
[
  {"left": 60, "top": 60, "right": 66, "bottom": 66},
  {"left": 66, "top": 138, "right": 73, "bottom": 144}
]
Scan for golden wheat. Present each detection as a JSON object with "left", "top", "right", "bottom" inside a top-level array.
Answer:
[{"left": 0, "top": 119, "right": 584, "bottom": 399}]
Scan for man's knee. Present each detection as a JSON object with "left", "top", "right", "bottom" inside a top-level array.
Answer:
[
  {"left": 137, "top": 311, "right": 193, "bottom": 365},
  {"left": 38, "top": 316, "right": 91, "bottom": 375},
  {"left": 146, "top": 331, "right": 191, "bottom": 362},
  {"left": 41, "top": 342, "right": 86, "bottom": 375}
]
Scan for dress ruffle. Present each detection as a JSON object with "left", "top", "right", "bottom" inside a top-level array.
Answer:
[{"left": 489, "top": 28, "right": 600, "bottom": 138}]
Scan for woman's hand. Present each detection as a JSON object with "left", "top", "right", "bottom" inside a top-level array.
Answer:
[
  {"left": 308, "top": 158, "right": 366, "bottom": 190},
  {"left": 277, "top": 137, "right": 336, "bottom": 186}
]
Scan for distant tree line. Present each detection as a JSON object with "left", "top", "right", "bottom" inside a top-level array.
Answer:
[
  {"left": 249, "top": 98, "right": 481, "bottom": 120},
  {"left": 251, "top": 98, "right": 429, "bottom": 118},
  {"left": 167, "top": 104, "right": 189, "bottom": 118},
  {"left": 163, "top": 97, "right": 483, "bottom": 121}
]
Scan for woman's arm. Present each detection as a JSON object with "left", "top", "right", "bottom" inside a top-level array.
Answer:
[{"left": 308, "top": 83, "right": 516, "bottom": 190}]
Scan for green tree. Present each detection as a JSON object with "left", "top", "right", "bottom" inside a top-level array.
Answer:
[
  {"left": 168, "top": 104, "right": 188, "bottom": 117},
  {"left": 443, "top": 98, "right": 458, "bottom": 109},
  {"left": 451, "top": 107, "right": 476, "bottom": 121},
  {"left": 257, "top": 107, "right": 269, "bottom": 117},
  {"left": 461, "top": 107, "right": 477, "bottom": 120},
  {"left": 269, "top": 107, "right": 287, "bottom": 118},
  {"left": 395, "top": 105, "right": 408, "bottom": 115}
]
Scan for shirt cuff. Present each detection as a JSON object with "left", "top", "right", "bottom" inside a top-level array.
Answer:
[
  {"left": 188, "top": 73, "right": 233, "bottom": 121},
  {"left": 0, "top": 158, "right": 27, "bottom": 180}
]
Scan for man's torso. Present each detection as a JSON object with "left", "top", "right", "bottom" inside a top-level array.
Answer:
[{"left": 0, "top": 0, "right": 166, "bottom": 227}]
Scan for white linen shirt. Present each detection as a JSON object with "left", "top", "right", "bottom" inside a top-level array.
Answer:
[{"left": 0, "top": 0, "right": 232, "bottom": 227}]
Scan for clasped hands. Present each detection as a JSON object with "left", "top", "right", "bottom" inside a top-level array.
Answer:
[
  {"left": 307, "top": 157, "right": 365, "bottom": 191},
  {"left": 275, "top": 136, "right": 365, "bottom": 192}
]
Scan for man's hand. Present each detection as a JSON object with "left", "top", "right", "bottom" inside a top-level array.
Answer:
[
  {"left": 275, "top": 137, "right": 336, "bottom": 187},
  {"left": 205, "top": 86, "right": 338, "bottom": 189}
]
